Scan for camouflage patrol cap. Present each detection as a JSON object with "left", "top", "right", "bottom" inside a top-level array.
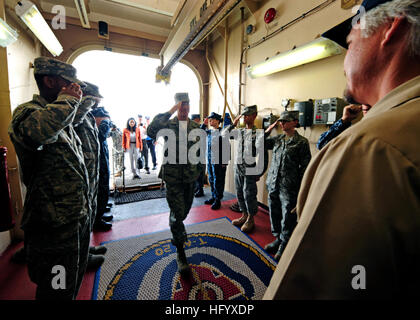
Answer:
[
  {"left": 175, "top": 92, "right": 190, "bottom": 104},
  {"left": 241, "top": 105, "right": 257, "bottom": 116},
  {"left": 279, "top": 110, "right": 299, "bottom": 121},
  {"left": 33, "top": 57, "right": 86, "bottom": 87},
  {"left": 83, "top": 81, "right": 103, "bottom": 98}
]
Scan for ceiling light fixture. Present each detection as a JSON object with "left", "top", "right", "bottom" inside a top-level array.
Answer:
[
  {"left": 246, "top": 37, "right": 343, "bottom": 79},
  {"left": 0, "top": 18, "right": 19, "bottom": 47},
  {"left": 74, "top": 0, "right": 90, "bottom": 29},
  {"left": 15, "top": 0, "right": 63, "bottom": 56}
]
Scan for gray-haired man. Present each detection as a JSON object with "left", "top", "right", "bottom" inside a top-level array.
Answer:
[{"left": 265, "top": 0, "right": 420, "bottom": 299}]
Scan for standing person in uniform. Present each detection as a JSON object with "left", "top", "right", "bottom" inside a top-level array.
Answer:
[
  {"left": 91, "top": 107, "right": 112, "bottom": 231},
  {"left": 264, "top": 0, "right": 420, "bottom": 299},
  {"left": 264, "top": 111, "right": 311, "bottom": 261},
  {"left": 110, "top": 122, "right": 124, "bottom": 177},
  {"left": 74, "top": 81, "right": 108, "bottom": 266},
  {"left": 147, "top": 93, "right": 200, "bottom": 277},
  {"left": 144, "top": 116, "right": 158, "bottom": 170},
  {"left": 122, "top": 117, "right": 142, "bottom": 179},
  {"left": 138, "top": 115, "right": 150, "bottom": 174},
  {"left": 8, "top": 57, "right": 90, "bottom": 300},
  {"left": 201, "top": 112, "right": 228, "bottom": 210},
  {"left": 222, "top": 105, "right": 268, "bottom": 233},
  {"left": 191, "top": 114, "right": 205, "bottom": 197},
  {"left": 9, "top": 80, "right": 108, "bottom": 268}
]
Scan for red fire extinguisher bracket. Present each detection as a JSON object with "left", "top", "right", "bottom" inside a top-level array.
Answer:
[{"left": 0, "top": 147, "right": 16, "bottom": 232}]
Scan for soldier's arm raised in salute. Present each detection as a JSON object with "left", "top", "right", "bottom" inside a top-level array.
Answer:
[
  {"left": 147, "top": 102, "right": 181, "bottom": 139},
  {"left": 10, "top": 83, "right": 82, "bottom": 149}
]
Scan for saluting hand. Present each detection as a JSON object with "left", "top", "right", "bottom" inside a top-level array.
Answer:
[
  {"left": 265, "top": 119, "right": 280, "bottom": 134},
  {"left": 341, "top": 104, "right": 362, "bottom": 124},
  {"left": 169, "top": 101, "right": 182, "bottom": 114},
  {"left": 59, "top": 83, "right": 82, "bottom": 101},
  {"left": 233, "top": 114, "right": 242, "bottom": 126}
]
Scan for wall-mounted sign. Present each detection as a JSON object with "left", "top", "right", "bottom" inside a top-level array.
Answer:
[{"left": 341, "top": 0, "right": 361, "bottom": 9}]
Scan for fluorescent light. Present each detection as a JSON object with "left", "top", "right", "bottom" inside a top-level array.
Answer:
[
  {"left": 246, "top": 37, "right": 343, "bottom": 79},
  {"left": 15, "top": 0, "right": 63, "bottom": 56},
  {"left": 0, "top": 18, "right": 18, "bottom": 47},
  {"left": 74, "top": 0, "right": 91, "bottom": 29}
]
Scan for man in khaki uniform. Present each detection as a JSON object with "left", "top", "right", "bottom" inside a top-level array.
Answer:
[{"left": 264, "top": 0, "right": 420, "bottom": 299}]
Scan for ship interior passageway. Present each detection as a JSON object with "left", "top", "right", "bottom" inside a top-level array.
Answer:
[{"left": 2, "top": 0, "right": 419, "bottom": 303}]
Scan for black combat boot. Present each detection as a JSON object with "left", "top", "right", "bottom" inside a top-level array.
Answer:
[
  {"left": 264, "top": 238, "right": 281, "bottom": 254},
  {"left": 87, "top": 253, "right": 105, "bottom": 269},
  {"left": 274, "top": 242, "right": 287, "bottom": 262},
  {"left": 176, "top": 245, "right": 191, "bottom": 277},
  {"left": 204, "top": 198, "right": 215, "bottom": 205},
  {"left": 211, "top": 199, "right": 221, "bottom": 210},
  {"left": 89, "top": 245, "right": 107, "bottom": 255}
]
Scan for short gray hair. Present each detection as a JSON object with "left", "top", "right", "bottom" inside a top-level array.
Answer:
[{"left": 362, "top": 0, "right": 420, "bottom": 56}]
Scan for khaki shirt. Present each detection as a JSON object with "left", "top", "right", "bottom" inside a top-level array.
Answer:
[{"left": 264, "top": 75, "right": 420, "bottom": 299}]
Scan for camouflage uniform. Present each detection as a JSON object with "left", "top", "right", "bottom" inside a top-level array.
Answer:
[
  {"left": 8, "top": 57, "right": 90, "bottom": 299},
  {"left": 222, "top": 106, "right": 268, "bottom": 217},
  {"left": 191, "top": 114, "right": 205, "bottom": 196},
  {"left": 266, "top": 114, "right": 311, "bottom": 246},
  {"left": 147, "top": 112, "right": 200, "bottom": 247},
  {"left": 110, "top": 127, "right": 124, "bottom": 173},
  {"left": 73, "top": 81, "right": 103, "bottom": 228}
]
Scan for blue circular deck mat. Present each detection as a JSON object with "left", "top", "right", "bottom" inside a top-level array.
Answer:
[{"left": 93, "top": 218, "right": 277, "bottom": 300}]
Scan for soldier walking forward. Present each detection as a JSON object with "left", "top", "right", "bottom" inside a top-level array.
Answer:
[{"left": 147, "top": 93, "right": 201, "bottom": 277}]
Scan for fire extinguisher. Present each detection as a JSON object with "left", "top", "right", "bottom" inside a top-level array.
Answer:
[{"left": 0, "top": 146, "right": 15, "bottom": 232}]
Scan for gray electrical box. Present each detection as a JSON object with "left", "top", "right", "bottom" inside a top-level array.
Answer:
[{"left": 313, "top": 97, "right": 347, "bottom": 125}]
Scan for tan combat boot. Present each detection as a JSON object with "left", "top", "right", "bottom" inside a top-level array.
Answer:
[
  {"left": 232, "top": 212, "right": 248, "bottom": 227},
  {"left": 241, "top": 214, "right": 255, "bottom": 233}
]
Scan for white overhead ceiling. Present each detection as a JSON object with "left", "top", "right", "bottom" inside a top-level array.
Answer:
[{"left": 38, "top": 0, "right": 184, "bottom": 37}]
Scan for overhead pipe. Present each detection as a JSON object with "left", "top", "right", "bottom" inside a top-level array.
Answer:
[
  {"left": 205, "top": 40, "right": 235, "bottom": 117},
  {"left": 159, "top": 0, "right": 243, "bottom": 77},
  {"left": 238, "top": 6, "right": 245, "bottom": 115},
  {"left": 221, "top": 17, "right": 229, "bottom": 121}
]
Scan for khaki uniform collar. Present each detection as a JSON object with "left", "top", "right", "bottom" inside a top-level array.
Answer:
[{"left": 364, "top": 75, "right": 420, "bottom": 120}]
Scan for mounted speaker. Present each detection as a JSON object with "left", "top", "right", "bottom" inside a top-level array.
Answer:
[{"left": 98, "top": 21, "right": 109, "bottom": 39}]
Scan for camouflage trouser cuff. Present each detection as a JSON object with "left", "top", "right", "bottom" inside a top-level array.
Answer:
[{"left": 171, "top": 238, "right": 186, "bottom": 248}]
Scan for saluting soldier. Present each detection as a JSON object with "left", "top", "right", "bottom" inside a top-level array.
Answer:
[
  {"left": 75, "top": 82, "right": 108, "bottom": 266},
  {"left": 264, "top": 111, "right": 311, "bottom": 261},
  {"left": 8, "top": 57, "right": 90, "bottom": 299},
  {"left": 201, "top": 112, "right": 229, "bottom": 210},
  {"left": 147, "top": 93, "right": 201, "bottom": 277},
  {"left": 91, "top": 106, "right": 113, "bottom": 231},
  {"left": 110, "top": 122, "right": 124, "bottom": 176},
  {"left": 221, "top": 105, "right": 268, "bottom": 233},
  {"left": 191, "top": 114, "right": 205, "bottom": 198}
]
